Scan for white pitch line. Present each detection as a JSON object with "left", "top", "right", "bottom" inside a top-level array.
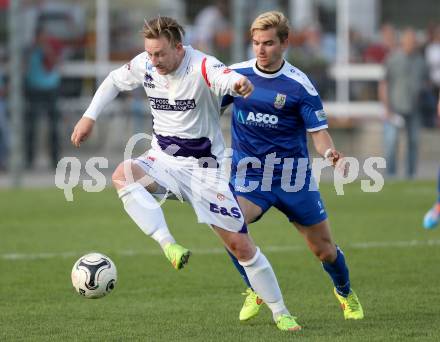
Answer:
[
  {"left": 1, "top": 239, "right": 440, "bottom": 261},
  {"left": 351, "top": 239, "right": 440, "bottom": 249}
]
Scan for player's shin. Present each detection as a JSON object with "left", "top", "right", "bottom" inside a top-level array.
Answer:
[
  {"left": 225, "top": 248, "right": 252, "bottom": 288},
  {"left": 238, "top": 247, "right": 289, "bottom": 320},
  {"left": 117, "top": 183, "right": 175, "bottom": 248},
  {"left": 322, "top": 245, "right": 351, "bottom": 296}
]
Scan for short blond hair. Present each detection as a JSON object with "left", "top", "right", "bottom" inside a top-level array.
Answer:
[
  {"left": 251, "top": 11, "right": 290, "bottom": 42},
  {"left": 143, "top": 16, "right": 185, "bottom": 46}
]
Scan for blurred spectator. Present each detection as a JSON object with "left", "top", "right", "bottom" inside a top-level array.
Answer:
[
  {"left": 425, "top": 25, "right": 440, "bottom": 127},
  {"left": 0, "top": 0, "right": 7, "bottom": 44},
  {"left": 23, "top": 0, "right": 45, "bottom": 49},
  {"left": 301, "top": 24, "right": 336, "bottom": 62},
  {"left": 364, "top": 23, "right": 396, "bottom": 63},
  {"left": 0, "top": 45, "right": 8, "bottom": 171},
  {"left": 379, "top": 28, "right": 429, "bottom": 179},
  {"left": 349, "top": 28, "right": 368, "bottom": 63},
  {"left": 23, "top": 0, "right": 86, "bottom": 98},
  {"left": 192, "top": 0, "right": 232, "bottom": 60},
  {"left": 23, "top": 0, "right": 85, "bottom": 57},
  {"left": 288, "top": 25, "right": 333, "bottom": 98},
  {"left": 348, "top": 28, "right": 372, "bottom": 101},
  {"left": 24, "top": 27, "right": 62, "bottom": 170}
]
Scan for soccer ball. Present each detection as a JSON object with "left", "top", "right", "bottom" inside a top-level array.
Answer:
[{"left": 71, "top": 252, "right": 117, "bottom": 299}]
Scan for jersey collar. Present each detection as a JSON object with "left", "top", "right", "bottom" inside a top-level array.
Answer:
[{"left": 252, "top": 59, "right": 287, "bottom": 78}]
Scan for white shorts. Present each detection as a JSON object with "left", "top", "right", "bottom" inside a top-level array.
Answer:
[{"left": 133, "top": 149, "right": 246, "bottom": 233}]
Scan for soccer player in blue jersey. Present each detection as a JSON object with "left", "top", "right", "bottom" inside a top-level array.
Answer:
[{"left": 222, "top": 11, "right": 364, "bottom": 323}]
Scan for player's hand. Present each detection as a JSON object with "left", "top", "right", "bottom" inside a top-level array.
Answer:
[
  {"left": 325, "top": 148, "right": 348, "bottom": 177},
  {"left": 71, "top": 117, "right": 95, "bottom": 148},
  {"left": 234, "top": 77, "right": 254, "bottom": 99}
]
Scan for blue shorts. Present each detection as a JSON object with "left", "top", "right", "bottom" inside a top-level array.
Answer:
[{"left": 231, "top": 173, "right": 327, "bottom": 226}]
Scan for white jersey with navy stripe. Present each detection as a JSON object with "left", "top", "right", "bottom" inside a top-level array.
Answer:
[{"left": 84, "top": 46, "right": 242, "bottom": 161}]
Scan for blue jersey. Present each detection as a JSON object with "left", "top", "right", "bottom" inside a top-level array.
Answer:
[{"left": 223, "top": 59, "right": 328, "bottom": 180}]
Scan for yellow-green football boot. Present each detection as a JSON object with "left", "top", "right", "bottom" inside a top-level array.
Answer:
[
  {"left": 163, "top": 243, "right": 191, "bottom": 270},
  {"left": 275, "top": 314, "right": 302, "bottom": 331},
  {"left": 239, "top": 288, "right": 264, "bottom": 321},
  {"left": 333, "top": 288, "right": 364, "bottom": 320}
]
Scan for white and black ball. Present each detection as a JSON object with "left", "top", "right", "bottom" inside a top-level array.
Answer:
[{"left": 71, "top": 253, "right": 117, "bottom": 299}]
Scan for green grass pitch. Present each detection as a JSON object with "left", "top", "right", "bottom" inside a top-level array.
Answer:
[{"left": 1, "top": 181, "right": 440, "bottom": 341}]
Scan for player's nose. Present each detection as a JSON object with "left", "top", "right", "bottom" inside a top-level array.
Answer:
[{"left": 150, "top": 56, "right": 158, "bottom": 65}]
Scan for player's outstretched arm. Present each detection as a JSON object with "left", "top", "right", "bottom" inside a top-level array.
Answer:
[
  {"left": 70, "top": 72, "right": 125, "bottom": 148},
  {"left": 204, "top": 57, "right": 253, "bottom": 98},
  {"left": 71, "top": 117, "right": 95, "bottom": 148}
]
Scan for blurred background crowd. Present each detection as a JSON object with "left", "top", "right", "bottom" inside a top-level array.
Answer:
[{"left": 0, "top": 0, "right": 439, "bottom": 184}]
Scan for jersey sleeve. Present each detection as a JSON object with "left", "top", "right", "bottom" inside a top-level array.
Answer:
[
  {"left": 83, "top": 75, "right": 120, "bottom": 120},
  {"left": 109, "top": 52, "right": 146, "bottom": 91},
  {"left": 82, "top": 53, "right": 146, "bottom": 120},
  {"left": 202, "top": 56, "right": 243, "bottom": 97},
  {"left": 298, "top": 86, "right": 328, "bottom": 132},
  {"left": 221, "top": 94, "right": 234, "bottom": 107}
]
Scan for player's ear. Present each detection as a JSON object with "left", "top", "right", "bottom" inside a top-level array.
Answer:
[
  {"left": 175, "top": 42, "right": 184, "bottom": 51},
  {"left": 280, "top": 37, "right": 289, "bottom": 49}
]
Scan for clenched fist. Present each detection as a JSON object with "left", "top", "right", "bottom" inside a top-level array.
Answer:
[
  {"left": 325, "top": 148, "right": 348, "bottom": 177},
  {"left": 234, "top": 77, "right": 254, "bottom": 99}
]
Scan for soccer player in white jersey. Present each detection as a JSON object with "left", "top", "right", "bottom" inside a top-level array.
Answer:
[
  {"left": 71, "top": 16, "right": 300, "bottom": 331},
  {"left": 221, "top": 11, "right": 364, "bottom": 323}
]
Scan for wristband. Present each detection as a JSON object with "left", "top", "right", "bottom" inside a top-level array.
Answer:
[{"left": 324, "top": 148, "right": 332, "bottom": 159}]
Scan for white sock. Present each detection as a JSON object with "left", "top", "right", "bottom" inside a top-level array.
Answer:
[
  {"left": 117, "top": 183, "right": 175, "bottom": 249},
  {"left": 239, "top": 247, "right": 290, "bottom": 320}
]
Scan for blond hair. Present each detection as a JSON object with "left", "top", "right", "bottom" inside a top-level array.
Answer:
[
  {"left": 143, "top": 16, "right": 185, "bottom": 46},
  {"left": 250, "top": 11, "right": 290, "bottom": 42}
]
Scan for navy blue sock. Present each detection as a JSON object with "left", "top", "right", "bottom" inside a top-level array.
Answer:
[
  {"left": 322, "top": 246, "right": 351, "bottom": 297},
  {"left": 225, "top": 248, "right": 252, "bottom": 289}
]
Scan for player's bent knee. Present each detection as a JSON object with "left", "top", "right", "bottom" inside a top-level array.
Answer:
[
  {"left": 227, "top": 238, "right": 256, "bottom": 261},
  {"left": 112, "top": 161, "right": 142, "bottom": 189},
  {"left": 314, "top": 245, "right": 337, "bottom": 263},
  {"left": 111, "top": 163, "right": 127, "bottom": 189},
  {"left": 112, "top": 162, "right": 132, "bottom": 188}
]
